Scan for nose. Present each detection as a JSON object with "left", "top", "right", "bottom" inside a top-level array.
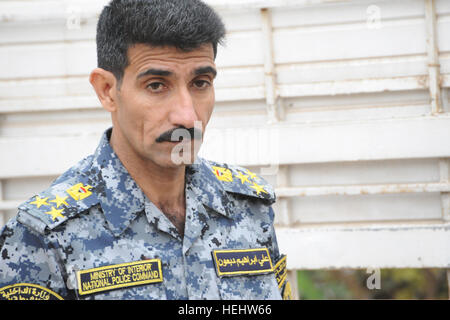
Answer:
[{"left": 168, "top": 86, "right": 199, "bottom": 129}]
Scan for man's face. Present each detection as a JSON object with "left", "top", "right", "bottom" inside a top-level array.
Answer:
[{"left": 112, "top": 43, "right": 216, "bottom": 168}]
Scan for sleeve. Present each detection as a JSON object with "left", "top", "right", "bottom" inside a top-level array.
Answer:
[
  {"left": 0, "top": 217, "right": 70, "bottom": 300},
  {"left": 264, "top": 206, "right": 280, "bottom": 260}
]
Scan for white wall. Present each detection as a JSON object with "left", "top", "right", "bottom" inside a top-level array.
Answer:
[{"left": 0, "top": 0, "right": 449, "bottom": 277}]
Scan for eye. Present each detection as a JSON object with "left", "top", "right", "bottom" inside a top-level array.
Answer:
[
  {"left": 146, "top": 82, "right": 166, "bottom": 93},
  {"left": 193, "top": 79, "right": 211, "bottom": 90}
]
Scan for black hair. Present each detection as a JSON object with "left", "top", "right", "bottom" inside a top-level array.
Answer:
[{"left": 96, "top": 0, "right": 226, "bottom": 83}]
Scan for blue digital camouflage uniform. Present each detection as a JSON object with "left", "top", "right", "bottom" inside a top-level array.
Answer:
[{"left": 0, "top": 128, "right": 290, "bottom": 300}]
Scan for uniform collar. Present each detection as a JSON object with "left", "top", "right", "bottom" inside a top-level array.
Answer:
[
  {"left": 185, "top": 157, "right": 236, "bottom": 220},
  {"left": 90, "top": 128, "right": 146, "bottom": 237}
]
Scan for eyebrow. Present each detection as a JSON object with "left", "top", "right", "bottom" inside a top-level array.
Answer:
[
  {"left": 136, "top": 65, "right": 217, "bottom": 80},
  {"left": 194, "top": 66, "right": 217, "bottom": 78},
  {"left": 137, "top": 68, "right": 172, "bottom": 79}
]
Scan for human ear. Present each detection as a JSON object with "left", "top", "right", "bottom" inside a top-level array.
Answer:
[{"left": 89, "top": 68, "right": 118, "bottom": 112}]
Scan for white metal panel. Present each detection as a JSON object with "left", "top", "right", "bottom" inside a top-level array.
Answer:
[
  {"left": 276, "top": 56, "right": 429, "bottom": 85},
  {"left": 289, "top": 192, "right": 443, "bottom": 223},
  {"left": 288, "top": 159, "right": 440, "bottom": 186},
  {"left": 282, "top": 90, "right": 432, "bottom": 123},
  {"left": 271, "top": 0, "right": 426, "bottom": 27},
  {"left": 0, "top": 133, "right": 102, "bottom": 178},
  {"left": 277, "top": 224, "right": 450, "bottom": 269},
  {"left": 0, "top": 20, "right": 97, "bottom": 45},
  {"left": 0, "top": 41, "right": 97, "bottom": 79},
  {"left": 0, "top": 109, "right": 110, "bottom": 138},
  {"left": 1, "top": 116, "right": 448, "bottom": 178},
  {"left": 2, "top": 176, "right": 57, "bottom": 200},
  {"left": 202, "top": 116, "right": 450, "bottom": 165},
  {"left": 272, "top": 19, "right": 426, "bottom": 64},
  {"left": 0, "top": 77, "right": 94, "bottom": 101}
]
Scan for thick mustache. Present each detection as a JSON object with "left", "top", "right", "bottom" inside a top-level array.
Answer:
[{"left": 155, "top": 126, "right": 203, "bottom": 143}]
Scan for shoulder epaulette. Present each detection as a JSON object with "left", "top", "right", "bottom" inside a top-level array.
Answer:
[
  {"left": 17, "top": 177, "right": 99, "bottom": 235},
  {"left": 204, "top": 159, "right": 276, "bottom": 204}
]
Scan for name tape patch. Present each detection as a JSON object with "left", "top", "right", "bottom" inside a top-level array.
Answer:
[
  {"left": 76, "top": 259, "right": 163, "bottom": 295},
  {"left": 274, "top": 255, "right": 287, "bottom": 288},
  {"left": 0, "top": 283, "right": 64, "bottom": 300},
  {"left": 212, "top": 248, "right": 274, "bottom": 277}
]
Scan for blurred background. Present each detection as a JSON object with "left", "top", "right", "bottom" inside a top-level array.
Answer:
[{"left": 0, "top": 0, "right": 449, "bottom": 299}]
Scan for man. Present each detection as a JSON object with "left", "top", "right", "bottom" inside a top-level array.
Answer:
[{"left": 0, "top": 0, "right": 290, "bottom": 300}]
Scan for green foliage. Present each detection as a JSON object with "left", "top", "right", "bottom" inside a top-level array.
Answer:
[
  {"left": 297, "top": 270, "right": 324, "bottom": 299},
  {"left": 297, "top": 268, "right": 448, "bottom": 300}
]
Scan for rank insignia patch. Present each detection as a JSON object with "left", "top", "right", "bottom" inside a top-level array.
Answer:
[
  {"left": 67, "top": 183, "right": 93, "bottom": 201},
  {"left": 76, "top": 259, "right": 163, "bottom": 295},
  {"left": 212, "top": 248, "right": 274, "bottom": 277},
  {"left": 274, "top": 255, "right": 292, "bottom": 300},
  {"left": 0, "top": 283, "right": 64, "bottom": 300},
  {"left": 212, "top": 166, "right": 233, "bottom": 182},
  {"left": 274, "top": 255, "right": 287, "bottom": 288}
]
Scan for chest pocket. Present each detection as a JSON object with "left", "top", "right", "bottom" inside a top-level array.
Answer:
[{"left": 216, "top": 273, "right": 281, "bottom": 300}]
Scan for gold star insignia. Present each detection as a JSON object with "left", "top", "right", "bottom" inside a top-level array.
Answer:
[
  {"left": 249, "top": 182, "right": 268, "bottom": 195},
  {"left": 29, "top": 196, "right": 49, "bottom": 209},
  {"left": 235, "top": 171, "right": 250, "bottom": 184},
  {"left": 246, "top": 169, "right": 258, "bottom": 180},
  {"left": 45, "top": 207, "right": 64, "bottom": 221},
  {"left": 50, "top": 195, "right": 69, "bottom": 208}
]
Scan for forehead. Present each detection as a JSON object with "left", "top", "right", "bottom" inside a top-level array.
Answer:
[{"left": 126, "top": 43, "right": 216, "bottom": 76}]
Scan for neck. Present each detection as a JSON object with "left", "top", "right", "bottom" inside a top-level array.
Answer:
[{"left": 109, "top": 128, "right": 186, "bottom": 213}]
